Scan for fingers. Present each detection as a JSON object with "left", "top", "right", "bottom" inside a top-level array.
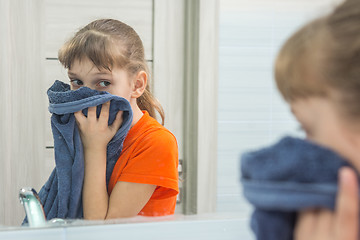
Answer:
[
  {"left": 295, "top": 210, "right": 317, "bottom": 240},
  {"left": 74, "top": 110, "right": 86, "bottom": 124},
  {"left": 111, "top": 111, "right": 123, "bottom": 132},
  {"left": 74, "top": 106, "right": 96, "bottom": 128},
  {"left": 335, "top": 167, "right": 359, "bottom": 240},
  {"left": 295, "top": 167, "right": 359, "bottom": 240},
  {"left": 99, "top": 101, "right": 110, "bottom": 124},
  {"left": 75, "top": 101, "right": 122, "bottom": 130},
  {"left": 314, "top": 209, "right": 333, "bottom": 239},
  {"left": 87, "top": 105, "right": 97, "bottom": 120},
  {"left": 99, "top": 101, "right": 123, "bottom": 131},
  {"left": 295, "top": 210, "right": 334, "bottom": 240}
]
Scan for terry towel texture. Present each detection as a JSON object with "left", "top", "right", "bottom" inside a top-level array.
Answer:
[
  {"left": 38, "top": 80, "right": 133, "bottom": 220},
  {"left": 240, "top": 136, "right": 355, "bottom": 240}
]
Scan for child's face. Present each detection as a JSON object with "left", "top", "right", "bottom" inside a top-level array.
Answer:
[
  {"left": 67, "top": 58, "right": 133, "bottom": 101},
  {"left": 290, "top": 97, "right": 352, "bottom": 159}
]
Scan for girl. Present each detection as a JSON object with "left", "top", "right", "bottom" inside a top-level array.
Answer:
[
  {"left": 58, "top": 19, "right": 179, "bottom": 219},
  {"left": 274, "top": 0, "right": 359, "bottom": 238}
]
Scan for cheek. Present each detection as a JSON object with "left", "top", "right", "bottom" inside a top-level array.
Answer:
[
  {"left": 307, "top": 120, "right": 340, "bottom": 150},
  {"left": 110, "top": 87, "right": 132, "bottom": 101},
  {"left": 293, "top": 115, "right": 313, "bottom": 138}
]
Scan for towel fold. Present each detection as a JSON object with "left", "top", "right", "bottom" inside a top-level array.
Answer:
[
  {"left": 240, "top": 136, "right": 356, "bottom": 240},
  {"left": 37, "top": 80, "right": 133, "bottom": 221}
]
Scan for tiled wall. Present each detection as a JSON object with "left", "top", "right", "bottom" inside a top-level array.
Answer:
[{"left": 217, "top": 0, "right": 341, "bottom": 213}]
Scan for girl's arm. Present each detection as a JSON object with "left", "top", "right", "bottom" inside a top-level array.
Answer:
[
  {"left": 106, "top": 181, "right": 156, "bottom": 219},
  {"left": 75, "top": 102, "right": 156, "bottom": 220}
]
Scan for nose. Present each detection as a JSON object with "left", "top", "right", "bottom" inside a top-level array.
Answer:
[
  {"left": 70, "top": 82, "right": 96, "bottom": 91},
  {"left": 82, "top": 82, "right": 92, "bottom": 89}
]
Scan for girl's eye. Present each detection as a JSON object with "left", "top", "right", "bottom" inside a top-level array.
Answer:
[
  {"left": 70, "top": 79, "right": 83, "bottom": 87},
  {"left": 99, "top": 81, "right": 111, "bottom": 87}
]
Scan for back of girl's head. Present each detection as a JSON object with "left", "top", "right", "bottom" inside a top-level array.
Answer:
[
  {"left": 325, "top": 0, "right": 360, "bottom": 119},
  {"left": 58, "top": 19, "right": 165, "bottom": 124},
  {"left": 274, "top": 17, "right": 329, "bottom": 101},
  {"left": 275, "top": 0, "right": 360, "bottom": 122}
]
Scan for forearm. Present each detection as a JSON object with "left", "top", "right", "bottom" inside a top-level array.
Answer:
[
  {"left": 75, "top": 103, "right": 123, "bottom": 219},
  {"left": 82, "top": 148, "right": 109, "bottom": 220}
]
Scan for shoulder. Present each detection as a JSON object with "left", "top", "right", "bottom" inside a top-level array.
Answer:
[
  {"left": 124, "top": 119, "right": 178, "bottom": 174},
  {"left": 137, "top": 114, "right": 177, "bottom": 147},
  {"left": 143, "top": 128, "right": 177, "bottom": 145},
  {"left": 134, "top": 128, "right": 178, "bottom": 158}
]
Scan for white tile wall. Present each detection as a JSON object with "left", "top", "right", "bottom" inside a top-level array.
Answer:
[{"left": 217, "top": 0, "right": 341, "bottom": 213}]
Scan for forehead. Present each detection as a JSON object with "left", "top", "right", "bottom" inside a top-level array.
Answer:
[{"left": 68, "top": 58, "right": 111, "bottom": 75}]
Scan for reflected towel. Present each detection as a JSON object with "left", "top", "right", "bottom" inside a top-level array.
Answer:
[
  {"left": 240, "top": 136, "right": 355, "bottom": 240},
  {"left": 36, "top": 80, "right": 132, "bottom": 221}
]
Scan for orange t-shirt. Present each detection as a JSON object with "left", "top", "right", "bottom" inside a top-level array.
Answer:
[{"left": 108, "top": 111, "right": 179, "bottom": 216}]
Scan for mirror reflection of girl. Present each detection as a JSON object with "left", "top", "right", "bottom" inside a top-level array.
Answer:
[
  {"left": 58, "top": 19, "right": 179, "bottom": 219},
  {"left": 274, "top": 0, "right": 359, "bottom": 238}
]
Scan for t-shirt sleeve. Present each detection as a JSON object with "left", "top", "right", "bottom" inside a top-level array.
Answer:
[{"left": 117, "top": 129, "right": 179, "bottom": 200}]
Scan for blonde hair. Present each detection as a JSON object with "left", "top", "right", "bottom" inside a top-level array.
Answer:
[
  {"left": 274, "top": 18, "right": 329, "bottom": 101},
  {"left": 275, "top": 0, "right": 360, "bottom": 120},
  {"left": 58, "top": 19, "right": 165, "bottom": 124}
]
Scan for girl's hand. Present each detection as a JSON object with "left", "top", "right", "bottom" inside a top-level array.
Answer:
[
  {"left": 294, "top": 167, "right": 359, "bottom": 240},
  {"left": 74, "top": 101, "right": 123, "bottom": 151}
]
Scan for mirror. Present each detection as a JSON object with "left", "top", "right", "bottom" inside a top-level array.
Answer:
[
  {"left": 0, "top": 0, "right": 342, "bottom": 235},
  {"left": 0, "top": 0, "right": 188, "bottom": 228}
]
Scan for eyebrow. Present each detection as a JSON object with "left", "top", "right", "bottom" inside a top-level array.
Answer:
[
  {"left": 68, "top": 71, "right": 111, "bottom": 76},
  {"left": 95, "top": 72, "right": 111, "bottom": 76}
]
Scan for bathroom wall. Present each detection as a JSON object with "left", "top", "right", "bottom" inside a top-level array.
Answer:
[
  {"left": 217, "top": 0, "right": 342, "bottom": 213},
  {"left": 0, "top": 0, "right": 46, "bottom": 226}
]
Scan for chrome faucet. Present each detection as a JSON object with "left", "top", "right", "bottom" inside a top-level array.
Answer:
[{"left": 19, "top": 188, "right": 46, "bottom": 227}]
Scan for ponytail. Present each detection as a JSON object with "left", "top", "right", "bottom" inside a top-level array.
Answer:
[{"left": 137, "top": 85, "right": 165, "bottom": 125}]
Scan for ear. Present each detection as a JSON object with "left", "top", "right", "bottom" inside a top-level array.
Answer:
[{"left": 131, "top": 70, "right": 147, "bottom": 98}]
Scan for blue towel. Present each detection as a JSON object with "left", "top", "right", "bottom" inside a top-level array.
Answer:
[
  {"left": 240, "top": 136, "right": 356, "bottom": 240},
  {"left": 37, "top": 80, "right": 133, "bottom": 221}
]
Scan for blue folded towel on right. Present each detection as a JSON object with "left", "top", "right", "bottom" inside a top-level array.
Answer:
[{"left": 240, "top": 136, "right": 356, "bottom": 240}]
